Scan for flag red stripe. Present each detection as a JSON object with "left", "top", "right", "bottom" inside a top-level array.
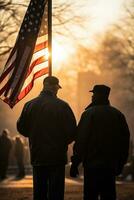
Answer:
[
  {"left": 0, "top": 0, "right": 49, "bottom": 108},
  {"left": 26, "top": 56, "right": 47, "bottom": 78},
  {"left": 0, "top": 64, "right": 14, "bottom": 83},
  {"left": 34, "top": 67, "right": 49, "bottom": 79},
  {"left": 4, "top": 43, "right": 17, "bottom": 67},
  {"left": 0, "top": 81, "right": 10, "bottom": 96},
  {"left": 2, "top": 67, "right": 48, "bottom": 108},
  {"left": 34, "top": 41, "right": 48, "bottom": 53},
  {"left": 17, "top": 67, "right": 49, "bottom": 101},
  {"left": 8, "top": 45, "right": 35, "bottom": 102}
]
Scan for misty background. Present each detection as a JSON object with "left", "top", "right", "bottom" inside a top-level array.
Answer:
[{"left": 0, "top": 0, "right": 134, "bottom": 151}]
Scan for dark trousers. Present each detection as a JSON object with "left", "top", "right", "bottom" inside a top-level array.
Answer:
[
  {"left": 16, "top": 159, "right": 25, "bottom": 177},
  {"left": 0, "top": 160, "right": 8, "bottom": 179},
  {"left": 33, "top": 165, "right": 65, "bottom": 200},
  {"left": 84, "top": 167, "right": 116, "bottom": 200}
]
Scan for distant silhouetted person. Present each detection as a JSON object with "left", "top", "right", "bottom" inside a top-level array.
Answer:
[
  {"left": 17, "top": 76, "right": 76, "bottom": 200},
  {"left": 14, "top": 136, "right": 25, "bottom": 179},
  {"left": 0, "top": 129, "right": 12, "bottom": 180},
  {"left": 70, "top": 85, "right": 130, "bottom": 200},
  {"left": 122, "top": 140, "right": 134, "bottom": 181}
]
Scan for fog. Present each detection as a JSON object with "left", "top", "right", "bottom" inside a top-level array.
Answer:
[{"left": 0, "top": 68, "right": 134, "bottom": 142}]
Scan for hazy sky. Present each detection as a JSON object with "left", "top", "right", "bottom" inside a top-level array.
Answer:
[
  {"left": 87, "top": 0, "right": 125, "bottom": 33},
  {"left": 53, "top": 0, "right": 126, "bottom": 66},
  {"left": 11, "top": 0, "right": 127, "bottom": 67},
  {"left": 14, "top": 0, "right": 126, "bottom": 39}
]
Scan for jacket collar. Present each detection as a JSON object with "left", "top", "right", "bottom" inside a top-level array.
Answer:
[
  {"left": 85, "top": 100, "right": 110, "bottom": 110},
  {"left": 39, "top": 90, "right": 56, "bottom": 98}
]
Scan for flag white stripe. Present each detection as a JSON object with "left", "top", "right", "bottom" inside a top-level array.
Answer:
[
  {"left": 0, "top": 68, "right": 14, "bottom": 90},
  {"left": 10, "top": 46, "right": 31, "bottom": 90},
  {"left": 21, "top": 61, "right": 48, "bottom": 91},
  {"left": 0, "top": 0, "right": 49, "bottom": 107},
  {"left": 36, "top": 34, "right": 48, "bottom": 45},
  {"left": 3, "top": 51, "right": 17, "bottom": 72},
  {"left": 30, "top": 48, "right": 48, "bottom": 64}
]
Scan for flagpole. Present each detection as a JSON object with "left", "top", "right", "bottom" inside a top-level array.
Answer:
[{"left": 48, "top": 0, "right": 52, "bottom": 76}]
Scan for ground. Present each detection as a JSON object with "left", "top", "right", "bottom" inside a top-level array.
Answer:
[{"left": 0, "top": 176, "right": 134, "bottom": 200}]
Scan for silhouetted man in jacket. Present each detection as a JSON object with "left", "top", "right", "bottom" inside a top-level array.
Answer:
[
  {"left": 0, "top": 129, "right": 12, "bottom": 180},
  {"left": 17, "top": 76, "right": 76, "bottom": 200},
  {"left": 14, "top": 136, "right": 25, "bottom": 179},
  {"left": 70, "top": 85, "right": 130, "bottom": 200}
]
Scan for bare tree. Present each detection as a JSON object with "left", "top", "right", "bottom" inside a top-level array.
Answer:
[
  {"left": 0, "top": 0, "right": 28, "bottom": 56},
  {"left": 96, "top": 0, "right": 134, "bottom": 93},
  {"left": 88, "top": 1, "right": 134, "bottom": 135},
  {"left": 0, "top": 0, "right": 89, "bottom": 57}
]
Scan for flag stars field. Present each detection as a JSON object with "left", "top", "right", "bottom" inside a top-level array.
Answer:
[{"left": 0, "top": 0, "right": 49, "bottom": 107}]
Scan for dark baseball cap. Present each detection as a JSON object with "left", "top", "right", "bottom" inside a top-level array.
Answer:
[
  {"left": 43, "top": 76, "right": 62, "bottom": 88},
  {"left": 89, "top": 85, "right": 111, "bottom": 96}
]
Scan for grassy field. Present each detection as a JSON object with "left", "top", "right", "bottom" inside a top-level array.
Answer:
[{"left": 0, "top": 181, "right": 134, "bottom": 200}]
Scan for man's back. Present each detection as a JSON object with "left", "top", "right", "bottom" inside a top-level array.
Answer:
[
  {"left": 71, "top": 84, "right": 130, "bottom": 200},
  {"left": 17, "top": 76, "right": 77, "bottom": 200},
  {"left": 17, "top": 90, "right": 76, "bottom": 165},
  {"left": 77, "top": 104, "right": 130, "bottom": 173}
]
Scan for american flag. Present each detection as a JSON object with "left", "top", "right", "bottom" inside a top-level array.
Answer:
[{"left": 0, "top": 0, "right": 49, "bottom": 108}]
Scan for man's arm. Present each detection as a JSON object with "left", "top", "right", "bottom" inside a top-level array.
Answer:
[
  {"left": 74, "top": 111, "right": 92, "bottom": 160},
  {"left": 70, "top": 111, "right": 92, "bottom": 177},
  {"left": 62, "top": 104, "right": 77, "bottom": 144}
]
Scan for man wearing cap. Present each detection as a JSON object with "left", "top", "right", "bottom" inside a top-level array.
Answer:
[
  {"left": 17, "top": 76, "right": 76, "bottom": 200},
  {"left": 0, "top": 129, "right": 12, "bottom": 180},
  {"left": 70, "top": 84, "right": 130, "bottom": 200}
]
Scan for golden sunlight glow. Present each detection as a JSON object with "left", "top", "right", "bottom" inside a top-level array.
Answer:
[
  {"left": 39, "top": 0, "right": 125, "bottom": 71},
  {"left": 51, "top": 40, "right": 75, "bottom": 70},
  {"left": 52, "top": 41, "right": 68, "bottom": 63},
  {"left": 89, "top": 0, "right": 124, "bottom": 33},
  {"left": 77, "top": 0, "right": 125, "bottom": 46},
  {"left": 46, "top": 48, "right": 49, "bottom": 58}
]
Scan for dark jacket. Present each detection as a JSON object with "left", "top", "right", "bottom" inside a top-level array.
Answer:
[
  {"left": 0, "top": 135, "right": 12, "bottom": 161},
  {"left": 74, "top": 104, "right": 130, "bottom": 175},
  {"left": 14, "top": 139, "right": 24, "bottom": 161},
  {"left": 17, "top": 91, "right": 76, "bottom": 166}
]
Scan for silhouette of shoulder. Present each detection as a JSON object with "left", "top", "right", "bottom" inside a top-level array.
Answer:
[
  {"left": 23, "top": 94, "right": 71, "bottom": 111},
  {"left": 54, "top": 97, "right": 70, "bottom": 107},
  {"left": 83, "top": 104, "right": 125, "bottom": 118}
]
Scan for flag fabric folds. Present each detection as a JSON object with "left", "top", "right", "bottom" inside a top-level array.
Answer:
[{"left": 0, "top": 0, "right": 49, "bottom": 108}]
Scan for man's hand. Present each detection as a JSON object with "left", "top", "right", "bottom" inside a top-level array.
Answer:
[{"left": 70, "top": 164, "right": 79, "bottom": 178}]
